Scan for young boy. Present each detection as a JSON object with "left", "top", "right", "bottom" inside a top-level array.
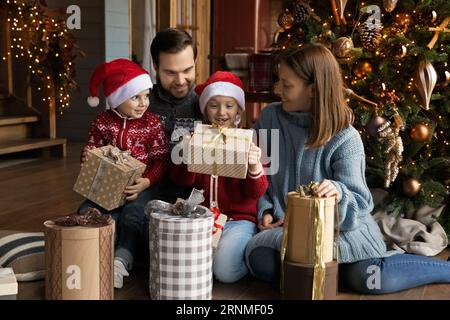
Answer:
[{"left": 78, "top": 59, "right": 169, "bottom": 288}]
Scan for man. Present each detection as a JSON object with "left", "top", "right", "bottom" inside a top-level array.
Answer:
[
  {"left": 150, "top": 28, "right": 202, "bottom": 202},
  {"left": 150, "top": 28, "right": 202, "bottom": 146}
]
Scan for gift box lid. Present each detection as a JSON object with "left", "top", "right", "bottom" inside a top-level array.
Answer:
[
  {"left": 191, "top": 124, "right": 253, "bottom": 146},
  {"left": 0, "top": 268, "right": 18, "bottom": 296},
  {"left": 150, "top": 205, "right": 214, "bottom": 234},
  {"left": 287, "top": 191, "right": 336, "bottom": 207}
]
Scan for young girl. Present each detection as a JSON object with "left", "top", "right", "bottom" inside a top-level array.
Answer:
[
  {"left": 78, "top": 59, "right": 169, "bottom": 289},
  {"left": 246, "top": 43, "right": 450, "bottom": 294},
  {"left": 171, "top": 71, "right": 269, "bottom": 283}
]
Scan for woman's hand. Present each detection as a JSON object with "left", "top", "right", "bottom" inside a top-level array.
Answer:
[
  {"left": 124, "top": 177, "right": 151, "bottom": 201},
  {"left": 258, "top": 210, "right": 284, "bottom": 230},
  {"left": 316, "top": 179, "right": 340, "bottom": 200},
  {"left": 248, "top": 142, "right": 263, "bottom": 175}
]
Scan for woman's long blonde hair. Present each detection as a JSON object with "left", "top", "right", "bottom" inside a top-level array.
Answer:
[{"left": 277, "top": 43, "right": 354, "bottom": 148}]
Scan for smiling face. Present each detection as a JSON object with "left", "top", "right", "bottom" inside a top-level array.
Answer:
[
  {"left": 274, "top": 62, "right": 314, "bottom": 113},
  {"left": 205, "top": 96, "right": 240, "bottom": 128},
  {"left": 116, "top": 89, "right": 150, "bottom": 119},
  {"left": 154, "top": 46, "right": 196, "bottom": 99}
]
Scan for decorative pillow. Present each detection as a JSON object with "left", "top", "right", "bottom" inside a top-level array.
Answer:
[{"left": 0, "top": 231, "right": 45, "bottom": 282}]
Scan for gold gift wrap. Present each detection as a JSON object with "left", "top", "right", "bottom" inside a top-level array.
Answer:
[
  {"left": 73, "top": 145, "right": 146, "bottom": 210},
  {"left": 281, "top": 186, "right": 338, "bottom": 300},
  {"left": 285, "top": 192, "right": 335, "bottom": 264},
  {"left": 44, "top": 219, "right": 115, "bottom": 300},
  {"left": 187, "top": 124, "right": 253, "bottom": 179}
]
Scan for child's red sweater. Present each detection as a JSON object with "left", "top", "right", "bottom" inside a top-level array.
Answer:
[
  {"left": 170, "top": 164, "right": 268, "bottom": 223},
  {"left": 83, "top": 110, "right": 169, "bottom": 185}
]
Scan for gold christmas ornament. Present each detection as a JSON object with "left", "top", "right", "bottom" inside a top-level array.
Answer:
[
  {"left": 383, "top": 0, "right": 398, "bottom": 13},
  {"left": 352, "top": 59, "right": 373, "bottom": 78},
  {"left": 410, "top": 124, "right": 430, "bottom": 142},
  {"left": 402, "top": 178, "right": 421, "bottom": 197},
  {"left": 392, "top": 43, "right": 407, "bottom": 59},
  {"left": 427, "top": 17, "right": 450, "bottom": 49},
  {"left": 414, "top": 60, "right": 437, "bottom": 110},
  {"left": 332, "top": 37, "right": 354, "bottom": 58},
  {"left": 278, "top": 9, "right": 295, "bottom": 30}
]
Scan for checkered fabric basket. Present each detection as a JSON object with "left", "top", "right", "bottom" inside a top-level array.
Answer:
[
  {"left": 149, "top": 207, "right": 214, "bottom": 300},
  {"left": 248, "top": 53, "right": 275, "bottom": 92}
]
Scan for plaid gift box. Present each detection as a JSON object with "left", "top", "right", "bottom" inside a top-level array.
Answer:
[
  {"left": 149, "top": 207, "right": 214, "bottom": 300},
  {"left": 248, "top": 53, "right": 274, "bottom": 92},
  {"left": 73, "top": 145, "right": 146, "bottom": 210}
]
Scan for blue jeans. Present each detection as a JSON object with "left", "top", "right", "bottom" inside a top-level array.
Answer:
[
  {"left": 213, "top": 220, "right": 257, "bottom": 283},
  {"left": 245, "top": 227, "right": 450, "bottom": 294},
  {"left": 78, "top": 186, "right": 160, "bottom": 271}
]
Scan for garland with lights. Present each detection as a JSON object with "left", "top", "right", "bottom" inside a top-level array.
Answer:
[
  {"left": 273, "top": 0, "right": 450, "bottom": 235},
  {"left": 0, "top": 0, "right": 83, "bottom": 114}
]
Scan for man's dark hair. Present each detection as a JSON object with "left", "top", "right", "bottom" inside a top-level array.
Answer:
[{"left": 151, "top": 28, "right": 197, "bottom": 68}]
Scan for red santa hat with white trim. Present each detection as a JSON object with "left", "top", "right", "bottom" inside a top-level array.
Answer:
[
  {"left": 87, "top": 58, "right": 153, "bottom": 109},
  {"left": 195, "top": 71, "right": 245, "bottom": 115}
]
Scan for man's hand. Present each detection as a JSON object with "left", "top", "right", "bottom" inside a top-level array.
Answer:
[{"left": 124, "top": 177, "right": 151, "bottom": 201}]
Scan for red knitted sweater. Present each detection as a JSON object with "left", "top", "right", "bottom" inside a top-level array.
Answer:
[
  {"left": 82, "top": 110, "right": 169, "bottom": 184},
  {"left": 170, "top": 164, "right": 268, "bottom": 223}
]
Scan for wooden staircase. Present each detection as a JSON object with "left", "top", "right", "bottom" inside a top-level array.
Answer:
[{"left": 0, "top": 18, "right": 66, "bottom": 158}]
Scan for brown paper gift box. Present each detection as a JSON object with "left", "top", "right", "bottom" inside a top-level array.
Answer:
[
  {"left": 187, "top": 124, "right": 253, "bottom": 179},
  {"left": 44, "top": 220, "right": 115, "bottom": 300},
  {"left": 282, "top": 261, "right": 338, "bottom": 300},
  {"left": 285, "top": 191, "right": 336, "bottom": 264},
  {"left": 73, "top": 146, "right": 146, "bottom": 210}
]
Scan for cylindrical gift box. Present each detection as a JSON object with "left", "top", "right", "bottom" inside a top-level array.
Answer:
[
  {"left": 44, "top": 220, "right": 115, "bottom": 300},
  {"left": 286, "top": 192, "right": 335, "bottom": 264},
  {"left": 149, "top": 206, "right": 214, "bottom": 300},
  {"left": 282, "top": 260, "right": 338, "bottom": 300}
]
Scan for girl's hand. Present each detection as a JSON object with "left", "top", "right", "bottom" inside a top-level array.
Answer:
[
  {"left": 124, "top": 177, "right": 151, "bottom": 201},
  {"left": 248, "top": 142, "right": 263, "bottom": 175},
  {"left": 316, "top": 179, "right": 340, "bottom": 199},
  {"left": 258, "top": 210, "right": 284, "bottom": 230}
]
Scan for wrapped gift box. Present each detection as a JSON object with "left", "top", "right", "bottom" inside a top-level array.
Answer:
[
  {"left": 0, "top": 268, "right": 18, "bottom": 300},
  {"left": 187, "top": 124, "right": 253, "bottom": 179},
  {"left": 282, "top": 260, "right": 338, "bottom": 300},
  {"left": 44, "top": 212, "right": 115, "bottom": 300},
  {"left": 148, "top": 206, "right": 214, "bottom": 300},
  {"left": 73, "top": 145, "right": 146, "bottom": 210},
  {"left": 285, "top": 191, "right": 336, "bottom": 264},
  {"left": 212, "top": 213, "right": 227, "bottom": 251}
]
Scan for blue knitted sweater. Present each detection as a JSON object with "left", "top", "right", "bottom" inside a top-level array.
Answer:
[{"left": 255, "top": 103, "right": 391, "bottom": 263}]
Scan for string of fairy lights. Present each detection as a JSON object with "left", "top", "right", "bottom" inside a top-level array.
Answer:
[{"left": 1, "top": 0, "right": 78, "bottom": 114}]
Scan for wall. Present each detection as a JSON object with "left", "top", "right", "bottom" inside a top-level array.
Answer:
[{"left": 105, "top": 0, "right": 130, "bottom": 62}]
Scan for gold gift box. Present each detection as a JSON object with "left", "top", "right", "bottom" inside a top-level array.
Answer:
[
  {"left": 73, "top": 145, "right": 146, "bottom": 210},
  {"left": 187, "top": 124, "right": 253, "bottom": 179},
  {"left": 285, "top": 191, "right": 336, "bottom": 264}
]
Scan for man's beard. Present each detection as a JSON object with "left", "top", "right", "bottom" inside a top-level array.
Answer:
[{"left": 155, "top": 74, "right": 195, "bottom": 98}]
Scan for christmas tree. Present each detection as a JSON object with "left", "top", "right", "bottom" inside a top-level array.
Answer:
[{"left": 274, "top": 0, "right": 450, "bottom": 234}]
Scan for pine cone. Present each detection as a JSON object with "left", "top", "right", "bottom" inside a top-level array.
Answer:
[
  {"left": 358, "top": 20, "right": 382, "bottom": 50},
  {"left": 293, "top": 1, "right": 310, "bottom": 23}
]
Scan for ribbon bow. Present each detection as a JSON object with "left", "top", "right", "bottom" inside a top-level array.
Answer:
[
  {"left": 102, "top": 146, "right": 132, "bottom": 165},
  {"left": 209, "top": 124, "right": 228, "bottom": 145},
  {"left": 145, "top": 189, "right": 208, "bottom": 218}
]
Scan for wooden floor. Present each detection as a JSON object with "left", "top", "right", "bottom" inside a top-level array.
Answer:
[{"left": 1, "top": 142, "right": 450, "bottom": 300}]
